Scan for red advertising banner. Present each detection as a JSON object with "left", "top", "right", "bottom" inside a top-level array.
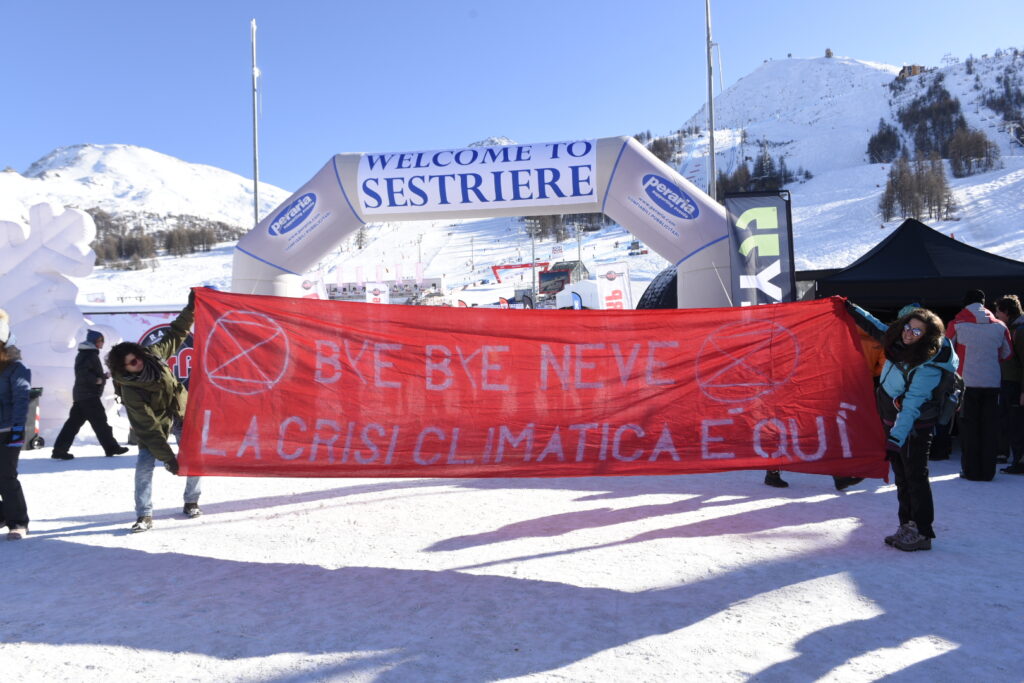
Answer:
[{"left": 180, "top": 290, "right": 887, "bottom": 479}]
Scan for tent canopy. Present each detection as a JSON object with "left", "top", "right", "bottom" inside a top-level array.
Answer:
[{"left": 816, "top": 219, "right": 1024, "bottom": 310}]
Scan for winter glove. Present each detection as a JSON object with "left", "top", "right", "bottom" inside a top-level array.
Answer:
[
  {"left": 885, "top": 439, "right": 902, "bottom": 458},
  {"left": 164, "top": 457, "right": 180, "bottom": 475},
  {"left": 186, "top": 288, "right": 196, "bottom": 311},
  {"left": 843, "top": 299, "right": 857, "bottom": 315},
  {"left": 7, "top": 426, "right": 25, "bottom": 448}
]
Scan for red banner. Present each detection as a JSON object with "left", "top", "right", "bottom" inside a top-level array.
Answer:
[{"left": 180, "top": 290, "right": 887, "bottom": 479}]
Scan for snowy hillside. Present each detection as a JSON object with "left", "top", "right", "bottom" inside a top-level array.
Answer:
[
  {"left": 0, "top": 143, "right": 290, "bottom": 228},
  {"left": 4, "top": 50, "right": 1024, "bottom": 297},
  {"left": 683, "top": 57, "right": 900, "bottom": 176},
  {"left": 669, "top": 52, "right": 1024, "bottom": 269},
  {"left": 72, "top": 219, "right": 673, "bottom": 308}
]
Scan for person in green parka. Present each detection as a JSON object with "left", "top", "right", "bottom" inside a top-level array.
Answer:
[{"left": 107, "top": 291, "right": 201, "bottom": 532}]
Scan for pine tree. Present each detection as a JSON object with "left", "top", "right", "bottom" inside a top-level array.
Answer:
[
  {"left": 867, "top": 119, "right": 902, "bottom": 163},
  {"left": 879, "top": 166, "right": 897, "bottom": 221},
  {"left": 949, "top": 127, "right": 1001, "bottom": 177},
  {"left": 648, "top": 137, "right": 674, "bottom": 163}
]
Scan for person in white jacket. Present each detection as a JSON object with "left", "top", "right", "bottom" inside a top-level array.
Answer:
[{"left": 946, "top": 289, "right": 1012, "bottom": 481}]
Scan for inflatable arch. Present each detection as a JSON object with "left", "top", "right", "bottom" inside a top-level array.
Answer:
[{"left": 232, "top": 136, "right": 731, "bottom": 308}]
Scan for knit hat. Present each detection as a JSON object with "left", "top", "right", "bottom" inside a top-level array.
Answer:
[
  {"left": 0, "top": 309, "right": 9, "bottom": 345},
  {"left": 85, "top": 329, "right": 104, "bottom": 345},
  {"left": 897, "top": 303, "right": 922, "bottom": 319}
]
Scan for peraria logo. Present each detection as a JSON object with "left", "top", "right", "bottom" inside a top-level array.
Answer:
[
  {"left": 604, "top": 271, "right": 619, "bottom": 281},
  {"left": 372, "top": 288, "right": 382, "bottom": 296},
  {"left": 642, "top": 174, "right": 699, "bottom": 220},
  {"left": 268, "top": 193, "right": 316, "bottom": 236}
]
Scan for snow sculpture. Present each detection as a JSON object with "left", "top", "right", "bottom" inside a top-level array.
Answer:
[{"left": 0, "top": 203, "right": 103, "bottom": 440}]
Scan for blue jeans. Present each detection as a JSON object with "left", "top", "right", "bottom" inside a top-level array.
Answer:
[{"left": 134, "top": 425, "right": 201, "bottom": 517}]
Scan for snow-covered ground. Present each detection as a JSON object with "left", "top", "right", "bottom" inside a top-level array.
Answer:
[
  {"left": 5, "top": 431, "right": 1022, "bottom": 681},
  {"left": 12, "top": 209, "right": 1024, "bottom": 681}
]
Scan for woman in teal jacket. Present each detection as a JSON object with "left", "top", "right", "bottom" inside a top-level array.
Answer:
[{"left": 847, "top": 302, "right": 958, "bottom": 552}]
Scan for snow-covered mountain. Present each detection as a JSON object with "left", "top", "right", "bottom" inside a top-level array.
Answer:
[
  {"left": 3, "top": 49, "right": 1023, "bottom": 289},
  {"left": 674, "top": 52, "right": 1024, "bottom": 268},
  {"left": 684, "top": 56, "right": 900, "bottom": 177},
  {"left": 0, "top": 143, "right": 290, "bottom": 229}
]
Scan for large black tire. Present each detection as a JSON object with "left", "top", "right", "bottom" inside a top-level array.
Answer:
[{"left": 636, "top": 265, "right": 677, "bottom": 309}]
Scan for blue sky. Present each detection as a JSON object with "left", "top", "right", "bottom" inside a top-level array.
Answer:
[{"left": 2, "top": 0, "right": 1021, "bottom": 191}]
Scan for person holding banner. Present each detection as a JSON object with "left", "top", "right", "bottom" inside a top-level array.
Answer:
[
  {"left": 106, "top": 292, "right": 202, "bottom": 533},
  {"left": 846, "top": 301, "right": 958, "bottom": 552}
]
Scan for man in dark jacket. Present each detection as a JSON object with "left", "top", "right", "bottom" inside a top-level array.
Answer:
[
  {"left": 107, "top": 295, "right": 201, "bottom": 532},
  {"left": 995, "top": 295, "right": 1024, "bottom": 473},
  {"left": 51, "top": 330, "right": 129, "bottom": 460}
]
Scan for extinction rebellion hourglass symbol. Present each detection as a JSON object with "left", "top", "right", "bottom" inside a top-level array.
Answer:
[
  {"left": 203, "top": 310, "right": 290, "bottom": 395},
  {"left": 694, "top": 320, "right": 799, "bottom": 403}
]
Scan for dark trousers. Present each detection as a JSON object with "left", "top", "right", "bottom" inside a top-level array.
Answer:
[
  {"left": 890, "top": 427, "right": 935, "bottom": 538},
  {"left": 960, "top": 387, "right": 1000, "bottom": 480},
  {"left": 0, "top": 444, "right": 29, "bottom": 529},
  {"left": 53, "top": 397, "right": 121, "bottom": 455},
  {"left": 999, "top": 381, "right": 1024, "bottom": 465}
]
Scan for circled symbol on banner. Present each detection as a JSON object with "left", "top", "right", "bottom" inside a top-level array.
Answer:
[
  {"left": 695, "top": 320, "right": 799, "bottom": 403},
  {"left": 203, "top": 310, "right": 289, "bottom": 395}
]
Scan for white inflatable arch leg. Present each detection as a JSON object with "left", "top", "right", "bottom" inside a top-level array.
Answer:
[{"left": 232, "top": 136, "right": 730, "bottom": 308}]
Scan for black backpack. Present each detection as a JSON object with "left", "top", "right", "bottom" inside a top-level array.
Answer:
[
  {"left": 928, "top": 364, "right": 965, "bottom": 427},
  {"left": 879, "top": 344, "right": 964, "bottom": 427}
]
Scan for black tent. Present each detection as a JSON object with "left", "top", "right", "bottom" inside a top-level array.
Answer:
[{"left": 816, "top": 219, "right": 1024, "bottom": 311}]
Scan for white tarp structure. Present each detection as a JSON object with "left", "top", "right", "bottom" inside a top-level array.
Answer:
[{"left": 233, "top": 137, "right": 731, "bottom": 308}]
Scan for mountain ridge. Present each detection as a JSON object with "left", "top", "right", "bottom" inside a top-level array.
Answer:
[{"left": 3, "top": 50, "right": 1023, "bottom": 273}]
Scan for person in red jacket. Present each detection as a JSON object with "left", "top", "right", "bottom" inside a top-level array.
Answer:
[{"left": 947, "top": 289, "right": 1012, "bottom": 481}]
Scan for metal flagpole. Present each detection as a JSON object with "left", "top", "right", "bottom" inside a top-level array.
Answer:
[
  {"left": 251, "top": 19, "right": 261, "bottom": 227},
  {"left": 531, "top": 230, "right": 537, "bottom": 297},
  {"left": 705, "top": 0, "right": 717, "bottom": 201}
]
